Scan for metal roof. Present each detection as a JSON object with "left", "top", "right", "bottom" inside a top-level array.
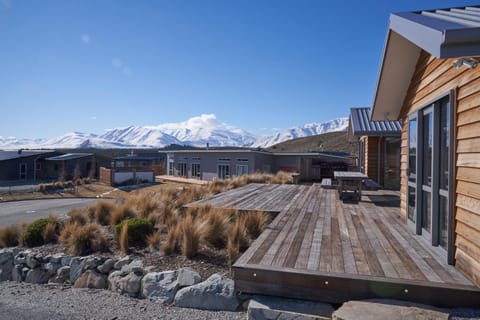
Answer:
[
  {"left": 0, "top": 150, "right": 55, "bottom": 161},
  {"left": 350, "top": 108, "right": 402, "bottom": 137},
  {"left": 45, "top": 153, "right": 93, "bottom": 161},
  {"left": 371, "top": 5, "right": 480, "bottom": 121}
]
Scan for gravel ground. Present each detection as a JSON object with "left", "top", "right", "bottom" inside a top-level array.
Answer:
[{"left": 0, "top": 281, "right": 246, "bottom": 320}]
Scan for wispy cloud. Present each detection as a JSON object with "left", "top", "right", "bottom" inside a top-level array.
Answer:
[
  {"left": 0, "top": 0, "right": 12, "bottom": 9},
  {"left": 80, "top": 34, "right": 91, "bottom": 45},
  {"left": 112, "top": 58, "right": 132, "bottom": 76}
]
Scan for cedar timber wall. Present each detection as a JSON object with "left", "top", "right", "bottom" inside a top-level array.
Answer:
[
  {"left": 398, "top": 50, "right": 480, "bottom": 286},
  {"left": 363, "top": 136, "right": 383, "bottom": 185}
]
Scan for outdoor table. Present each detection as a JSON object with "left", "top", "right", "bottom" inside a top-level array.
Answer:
[{"left": 333, "top": 171, "right": 368, "bottom": 201}]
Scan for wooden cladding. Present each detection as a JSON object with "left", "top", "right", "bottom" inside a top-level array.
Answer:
[{"left": 399, "top": 50, "right": 480, "bottom": 286}]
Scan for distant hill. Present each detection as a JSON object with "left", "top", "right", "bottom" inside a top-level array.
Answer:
[{"left": 267, "top": 131, "right": 357, "bottom": 156}]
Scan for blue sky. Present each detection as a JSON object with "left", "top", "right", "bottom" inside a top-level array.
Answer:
[{"left": 1, "top": 0, "right": 477, "bottom": 139}]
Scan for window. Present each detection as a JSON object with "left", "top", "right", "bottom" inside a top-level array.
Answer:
[
  {"left": 218, "top": 164, "right": 230, "bottom": 179},
  {"left": 19, "top": 163, "right": 27, "bottom": 180},
  {"left": 177, "top": 163, "right": 187, "bottom": 177},
  {"left": 191, "top": 163, "right": 201, "bottom": 179},
  {"left": 236, "top": 164, "right": 248, "bottom": 176},
  {"left": 237, "top": 158, "right": 249, "bottom": 162},
  {"left": 168, "top": 161, "right": 174, "bottom": 176}
]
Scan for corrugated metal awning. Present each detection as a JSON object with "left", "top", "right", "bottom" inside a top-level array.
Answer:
[
  {"left": 45, "top": 153, "right": 93, "bottom": 161},
  {"left": 350, "top": 108, "right": 402, "bottom": 136}
]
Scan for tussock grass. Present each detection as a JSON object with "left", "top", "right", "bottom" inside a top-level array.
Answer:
[
  {"left": 43, "top": 222, "right": 59, "bottom": 243},
  {"left": 0, "top": 225, "right": 20, "bottom": 248},
  {"left": 60, "top": 223, "right": 106, "bottom": 256},
  {"left": 146, "top": 230, "right": 162, "bottom": 251},
  {"left": 203, "top": 208, "right": 230, "bottom": 249},
  {"left": 227, "top": 218, "right": 249, "bottom": 264},
  {"left": 110, "top": 203, "right": 137, "bottom": 226},
  {"left": 67, "top": 208, "right": 88, "bottom": 226},
  {"left": 243, "top": 211, "right": 269, "bottom": 239},
  {"left": 181, "top": 214, "right": 205, "bottom": 259},
  {"left": 94, "top": 201, "right": 114, "bottom": 225},
  {"left": 162, "top": 224, "right": 181, "bottom": 255},
  {"left": 119, "top": 222, "right": 129, "bottom": 254}
]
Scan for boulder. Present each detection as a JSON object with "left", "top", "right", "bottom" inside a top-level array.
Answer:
[
  {"left": 82, "top": 256, "right": 103, "bottom": 271},
  {"left": 120, "top": 259, "right": 143, "bottom": 274},
  {"left": 177, "top": 267, "right": 201, "bottom": 288},
  {"left": 14, "top": 252, "right": 27, "bottom": 265},
  {"left": 248, "top": 295, "right": 334, "bottom": 320},
  {"left": 108, "top": 270, "right": 143, "bottom": 297},
  {"left": 26, "top": 254, "right": 41, "bottom": 269},
  {"left": 174, "top": 273, "right": 240, "bottom": 311},
  {"left": 43, "top": 261, "right": 61, "bottom": 276},
  {"left": 0, "top": 248, "right": 16, "bottom": 281},
  {"left": 74, "top": 269, "right": 107, "bottom": 289},
  {"left": 25, "top": 268, "right": 50, "bottom": 284},
  {"left": 11, "top": 265, "right": 24, "bottom": 282},
  {"left": 50, "top": 253, "right": 66, "bottom": 264},
  {"left": 97, "top": 259, "right": 115, "bottom": 274},
  {"left": 50, "top": 266, "right": 71, "bottom": 284},
  {"left": 113, "top": 256, "right": 131, "bottom": 270},
  {"left": 141, "top": 270, "right": 178, "bottom": 304},
  {"left": 332, "top": 300, "right": 449, "bottom": 320},
  {"left": 61, "top": 255, "right": 71, "bottom": 267},
  {"left": 69, "top": 257, "right": 83, "bottom": 282}
]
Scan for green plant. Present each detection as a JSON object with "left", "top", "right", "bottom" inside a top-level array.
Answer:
[
  {"left": 0, "top": 225, "right": 20, "bottom": 248},
  {"left": 23, "top": 217, "right": 61, "bottom": 247},
  {"left": 115, "top": 218, "right": 154, "bottom": 247}
]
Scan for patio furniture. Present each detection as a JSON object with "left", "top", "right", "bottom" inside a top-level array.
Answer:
[{"left": 334, "top": 171, "right": 368, "bottom": 201}]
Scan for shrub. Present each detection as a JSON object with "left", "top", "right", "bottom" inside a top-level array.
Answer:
[
  {"left": 94, "top": 201, "right": 114, "bottom": 225},
  {"left": 67, "top": 208, "right": 88, "bottom": 225},
  {"left": 243, "top": 211, "right": 269, "bottom": 239},
  {"left": 60, "top": 223, "right": 106, "bottom": 256},
  {"left": 23, "top": 216, "right": 61, "bottom": 247},
  {"left": 181, "top": 215, "right": 205, "bottom": 259},
  {"left": 115, "top": 218, "right": 154, "bottom": 247},
  {"left": 0, "top": 225, "right": 20, "bottom": 248},
  {"left": 110, "top": 203, "right": 137, "bottom": 226}
]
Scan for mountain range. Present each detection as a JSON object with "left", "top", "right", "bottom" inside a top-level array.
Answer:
[{"left": 0, "top": 114, "right": 349, "bottom": 150}]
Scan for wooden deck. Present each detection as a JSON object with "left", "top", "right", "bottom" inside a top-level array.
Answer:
[{"left": 192, "top": 183, "right": 480, "bottom": 308}]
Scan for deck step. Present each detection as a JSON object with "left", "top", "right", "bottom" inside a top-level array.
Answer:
[{"left": 248, "top": 295, "right": 333, "bottom": 320}]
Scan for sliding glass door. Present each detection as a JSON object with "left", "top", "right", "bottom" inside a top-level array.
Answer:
[{"left": 406, "top": 95, "right": 452, "bottom": 259}]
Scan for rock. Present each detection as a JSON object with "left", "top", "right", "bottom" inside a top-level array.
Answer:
[
  {"left": 114, "top": 256, "right": 131, "bottom": 270},
  {"left": 108, "top": 270, "right": 143, "bottom": 297},
  {"left": 332, "top": 300, "right": 450, "bottom": 320},
  {"left": 14, "top": 252, "right": 27, "bottom": 265},
  {"left": 248, "top": 295, "right": 334, "bottom": 320},
  {"left": 0, "top": 248, "right": 16, "bottom": 281},
  {"left": 120, "top": 259, "right": 143, "bottom": 274},
  {"left": 74, "top": 269, "right": 107, "bottom": 289},
  {"left": 177, "top": 267, "right": 201, "bottom": 288},
  {"left": 43, "top": 262, "right": 61, "bottom": 276},
  {"left": 50, "top": 253, "right": 65, "bottom": 264},
  {"left": 69, "top": 257, "right": 83, "bottom": 283},
  {"left": 97, "top": 259, "right": 115, "bottom": 274},
  {"left": 11, "top": 265, "right": 24, "bottom": 282},
  {"left": 26, "top": 254, "right": 41, "bottom": 269},
  {"left": 141, "top": 270, "right": 179, "bottom": 304},
  {"left": 174, "top": 273, "right": 240, "bottom": 311},
  {"left": 50, "top": 266, "right": 70, "bottom": 284},
  {"left": 25, "top": 268, "right": 50, "bottom": 284},
  {"left": 82, "top": 256, "right": 103, "bottom": 271},
  {"left": 61, "top": 255, "right": 71, "bottom": 267}
]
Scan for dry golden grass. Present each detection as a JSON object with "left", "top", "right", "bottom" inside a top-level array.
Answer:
[
  {"left": 227, "top": 218, "right": 249, "bottom": 264},
  {"left": 162, "top": 224, "right": 181, "bottom": 255},
  {"left": 67, "top": 208, "right": 88, "bottom": 225},
  {"left": 94, "top": 200, "right": 114, "bottom": 225},
  {"left": 0, "top": 225, "right": 19, "bottom": 248},
  {"left": 60, "top": 223, "right": 106, "bottom": 256},
  {"left": 119, "top": 222, "right": 129, "bottom": 254},
  {"left": 110, "top": 203, "right": 137, "bottom": 226},
  {"left": 17, "top": 221, "right": 29, "bottom": 247},
  {"left": 146, "top": 230, "right": 162, "bottom": 251},
  {"left": 42, "top": 222, "right": 59, "bottom": 243},
  {"left": 181, "top": 214, "right": 205, "bottom": 259},
  {"left": 243, "top": 211, "right": 269, "bottom": 239},
  {"left": 203, "top": 208, "right": 230, "bottom": 249},
  {"left": 136, "top": 194, "right": 159, "bottom": 218}
]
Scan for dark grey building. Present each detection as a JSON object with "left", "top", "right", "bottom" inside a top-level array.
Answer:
[{"left": 0, "top": 150, "right": 59, "bottom": 181}]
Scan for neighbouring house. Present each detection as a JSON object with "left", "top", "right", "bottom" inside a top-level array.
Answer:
[
  {"left": 43, "top": 153, "right": 95, "bottom": 181},
  {"left": 165, "top": 148, "right": 351, "bottom": 182},
  {"left": 370, "top": 5, "right": 480, "bottom": 285},
  {"left": 99, "top": 152, "right": 165, "bottom": 186},
  {"left": 348, "top": 107, "right": 402, "bottom": 189},
  {"left": 0, "top": 150, "right": 60, "bottom": 181}
]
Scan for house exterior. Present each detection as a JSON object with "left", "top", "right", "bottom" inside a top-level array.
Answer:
[
  {"left": 44, "top": 153, "right": 95, "bottom": 181},
  {"left": 0, "top": 150, "right": 60, "bottom": 181},
  {"left": 370, "top": 6, "right": 480, "bottom": 285},
  {"left": 165, "top": 149, "right": 351, "bottom": 182},
  {"left": 348, "top": 107, "right": 402, "bottom": 189},
  {"left": 111, "top": 153, "right": 166, "bottom": 175}
]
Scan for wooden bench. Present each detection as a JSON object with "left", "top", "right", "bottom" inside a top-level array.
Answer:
[{"left": 320, "top": 178, "right": 332, "bottom": 189}]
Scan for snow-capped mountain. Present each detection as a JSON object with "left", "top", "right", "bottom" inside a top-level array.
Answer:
[
  {"left": 250, "top": 117, "right": 349, "bottom": 148},
  {"left": 0, "top": 115, "right": 348, "bottom": 150}
]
